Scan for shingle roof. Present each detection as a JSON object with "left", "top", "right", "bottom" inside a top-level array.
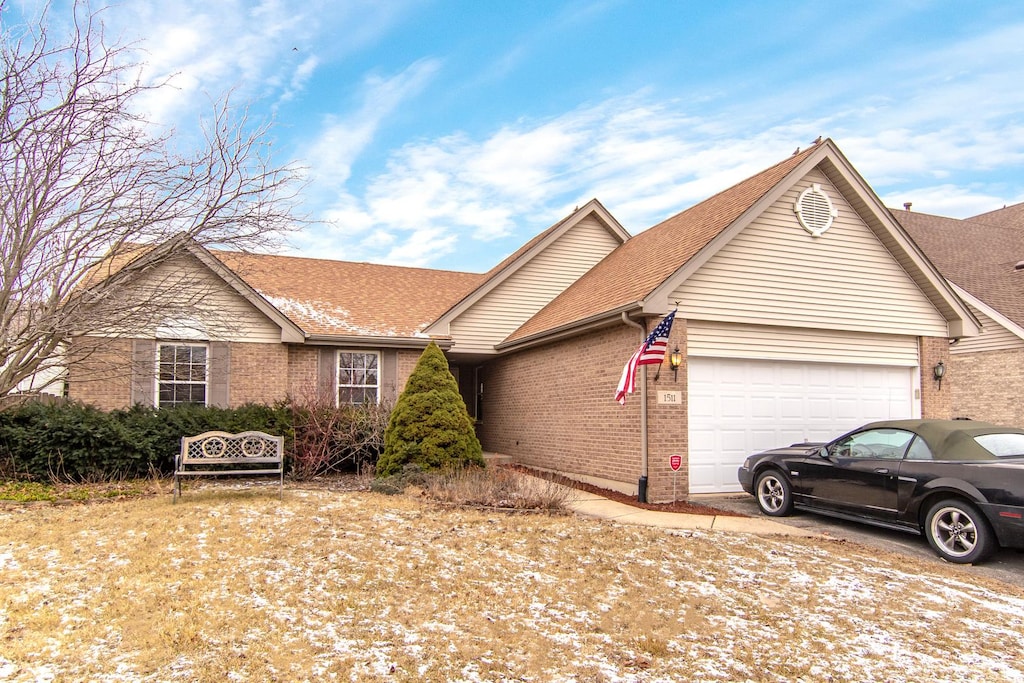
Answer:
[
  {"left": 968, "top": 202, "right": 1024, "bottom": 229},
  {"left": 893, "top": 208, "right": 1024, "bottom": 329},
  {"left": 213, "top": 251, "right": 483, "bottom": 338},
  {"left": 504, "top": 145, "right": 820, "bottom": 342}
]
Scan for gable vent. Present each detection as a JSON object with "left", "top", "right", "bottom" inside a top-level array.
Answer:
[{"left": 794, "top": 183, "right": 838, "bottom": 237}]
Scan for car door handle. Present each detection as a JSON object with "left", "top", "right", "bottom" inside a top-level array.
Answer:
[{"left": 874, "top": 468, "right": 890, "bottom": 474}]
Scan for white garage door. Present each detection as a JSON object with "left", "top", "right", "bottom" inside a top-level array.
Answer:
[{"left": 688, "top": 358, "right": 915, "bottom": 494}]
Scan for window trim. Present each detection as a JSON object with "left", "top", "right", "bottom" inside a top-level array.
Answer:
[
  {"left": 336, "top": 349, "right": 381, "bottom": 406},
  {"left": 155, "top": 341, "right": 210, "bottom": 408}
]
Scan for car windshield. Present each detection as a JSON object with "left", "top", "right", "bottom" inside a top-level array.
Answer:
[{"left": 974, "top": 433, "right": 1024, "bottom": 458}]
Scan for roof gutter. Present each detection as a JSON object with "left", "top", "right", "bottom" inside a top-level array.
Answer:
[
  {"left": 303, "top": 334, "right": 454, "bottom": 351},
  {"left": 495, "top": 303, "right": 641, "bottom": 353},
  {"left": 621, "top": 312, "right": 650, "bottom": 503}
]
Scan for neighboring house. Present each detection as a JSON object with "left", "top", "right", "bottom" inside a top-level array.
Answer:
[
  {"left": 7, "top": 362, "right": 66, "bottom": 398},
  {"left": 894, "top": 205, "right": 1024, "bottom": 427},
  {"left": 66, "top": 139, "right": 980, "bottom": 501}
]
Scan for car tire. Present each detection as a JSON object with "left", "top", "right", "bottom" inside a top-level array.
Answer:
[
  {"left": 755, "top": 469, "right": 793, "bottom": 517},
  {"left": 924, "top": 498, "right": 996, "bottom": 564}
]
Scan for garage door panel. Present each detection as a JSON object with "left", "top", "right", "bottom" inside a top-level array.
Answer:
[
  {"left": 689, "top": 402, "right": 715, "bottom": 420},
  {"left": 688, "top": 358, "right": 915, "bottom": 494},
  {"left": 777, "top": 366, "right": 804, "bottom": 386},
  {"left": 720, "top": 397, "right": 747, "bottom": 418},
  {"left": 751, "top": 430, "right": 787, "bottom": 452},
  {"left": 806, "top": 398, "right": 832, "bottom": 418},
  {"left": 719, "top": 430, "right": 748, "bottom": 451},
  {"left": 833, "top": 397, "right": 860, "bottom": 420},
  {"left": 777, "top": 430, "right": 808, "bottom": 447},
  {"left": 779, "top": 397, "right": 804, "bottom": 419},
  {"left": 750, "top": 397, "right": 777, "bottom": 418},
  {"left": 806, "top": 366, "right": 831, "bottom": 386}
]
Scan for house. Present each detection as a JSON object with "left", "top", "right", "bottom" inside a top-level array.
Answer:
[
  {"left": 66, "top": 138, "right": 981, "bottom": 501},
  {"left": 893, "top": 204, "right": 1024, "bottom": 427}
]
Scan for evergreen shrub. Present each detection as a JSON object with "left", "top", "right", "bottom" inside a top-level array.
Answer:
[
  {"left": 0, "top": 401, "right": 290, "bottom": 482},
  {"left": 376, "top": 341, "right": 484, "bottom": 477}
]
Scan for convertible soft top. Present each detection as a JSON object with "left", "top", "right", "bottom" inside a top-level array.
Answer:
[{"left": 859, "top": 419, "right": 1024, "bottom": 461}]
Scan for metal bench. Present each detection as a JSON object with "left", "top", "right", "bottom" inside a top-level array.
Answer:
[{"left": 174, "top": 430, "right": 284, "bottom": 502}]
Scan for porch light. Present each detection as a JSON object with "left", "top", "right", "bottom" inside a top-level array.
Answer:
[
  {"left": 669, "top": 347, "right": 683, "bottom": 381},
  {"left": 933, "top": 360, "right": 945, "bottom": 390}
]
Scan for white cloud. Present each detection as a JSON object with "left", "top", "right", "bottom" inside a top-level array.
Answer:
[
  {"left": 303, "top": 58, "right": 441, "bottom": 189},
  {"left": 305, "top": 43, "right": 1024, "bottom": 266},
  {"left": 26, "top": 2, "right": 1024, "bottom": 270},
  {"left": 75, "top": 0, "right": 422, "bottom": 129},
  {"left": 879, "top": 185, "right": 1024, "bottom": 220}
]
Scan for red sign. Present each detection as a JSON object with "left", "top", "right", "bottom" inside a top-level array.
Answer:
[{"left": 669, "top": 454, "right": 682, "bottom": 471}]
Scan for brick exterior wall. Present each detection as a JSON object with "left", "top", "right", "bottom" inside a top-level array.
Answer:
[
  {"left": 229, "top": 343, "right": 290, "bottom": 406},
  {"left": 479, "top": 319, "right": 689, "bottom": 502},
  {"left": 287, "top": 345, "right": 321, "bottom": 400},
  {"left": 69, "top": 338, "right": 296, "bottom": 410},
  {"left": 396, "top": 350, "right": 421, "bottom": 398},
  {"left": 950, "top": 348, "right": 1024, "bottom": 427},
  {"left": 919, "top": 336, "right": 952, "bottom": 420},
  {"left": 66, "top": 337, "right": 134, "bottom": 411}
]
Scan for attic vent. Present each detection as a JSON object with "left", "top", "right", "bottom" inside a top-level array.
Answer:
[{"left": 794, "top": 183, "right": 838, "bottom": 237}]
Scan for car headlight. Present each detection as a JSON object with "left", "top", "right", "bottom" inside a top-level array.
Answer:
[{"left": 742, "top": 457, "right": 752, "bottom": 469}]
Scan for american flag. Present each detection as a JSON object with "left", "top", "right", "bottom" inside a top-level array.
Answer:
[{"left": 615, "top": 309, "right": 676, "bottom": 405}]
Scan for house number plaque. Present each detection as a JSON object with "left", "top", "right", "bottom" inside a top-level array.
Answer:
[{"left": 657, "top": 390, "right": 682, "bottom": 405}]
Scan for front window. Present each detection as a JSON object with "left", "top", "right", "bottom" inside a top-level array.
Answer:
[
  {"left": 338, "top": 351, "right": 379, "bottom": 405},
  {"left": 157, "top": 343, "right": 208, "bottom": 407}
]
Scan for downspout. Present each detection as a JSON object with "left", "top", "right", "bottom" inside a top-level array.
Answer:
[{"left": 621, "top": 312, "right": 649, "bottom": 503}]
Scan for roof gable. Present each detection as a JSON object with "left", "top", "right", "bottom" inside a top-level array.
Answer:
[
  {"left": 670, "top": 166, "right": 949, "bottom": 337},
  {"left": 504, "top": 145, "right": 820, "bottom": 344},
  {"left": 423, "top": 199, "right": 629, "bottom": 349},
  {"left": 503, "top": 139, "right": 978, "bottom": 348}
]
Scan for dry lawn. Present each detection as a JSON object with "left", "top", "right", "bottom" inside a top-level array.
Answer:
[{"left": 2, "top": 482, "right": 1024, "bottom": 682}]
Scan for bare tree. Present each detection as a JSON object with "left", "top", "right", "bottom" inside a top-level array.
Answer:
[{"left": 0, "top": 2, "right": 303, "bottom": 397}]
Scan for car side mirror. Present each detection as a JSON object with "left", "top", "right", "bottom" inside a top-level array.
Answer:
[{"left": 817, "top": 446, "right": 830, "bottom": 459}]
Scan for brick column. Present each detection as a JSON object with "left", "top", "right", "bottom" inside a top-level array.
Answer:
[
  {"left": 920, "top": 336, "right": 952, "bottom": 419},
  {"left": 645, "top": 318, "right": 688, "bottom": 503}
]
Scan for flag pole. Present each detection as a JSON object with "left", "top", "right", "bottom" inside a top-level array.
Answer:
[
  {"left": 638, "top": 363, "right": 649, "bottom": 503},
  {"left": 617, "top": 309, "right": 676, "bottom": 503}
]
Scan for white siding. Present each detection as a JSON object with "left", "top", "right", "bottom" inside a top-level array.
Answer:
[
  {"left": 952, "top": 304, "right": 1024, "bottom": 354},
  {"left": 688, "top": 321, "right": 920, "bottom": 366},
  {"left": 450, "top": 217, "right": 621, "bottom": 352},
  {"left": 101, "top": 254, "right": 284, "bottom": 343},
  {"left": 673, "top": 168, "right": 949, "bottom": 337}
]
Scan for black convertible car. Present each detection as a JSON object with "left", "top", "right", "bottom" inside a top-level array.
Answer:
[{"left": 737, "top": 419, "right": 1024, "bottom": 564}]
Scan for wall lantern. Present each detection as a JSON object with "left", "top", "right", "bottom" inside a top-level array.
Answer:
[
  {"left": 668, "top": 347, "right": 683, "bottom": 381},
  {"left": 933, "top": 360, "right": 945, "bottom": 390}
]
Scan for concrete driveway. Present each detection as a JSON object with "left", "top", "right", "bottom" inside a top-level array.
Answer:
[{"left": 698, "top": 493, "right": 1024, "bottom": 588}]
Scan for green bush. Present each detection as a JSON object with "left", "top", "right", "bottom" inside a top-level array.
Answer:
[
  {"left": 377, "top": 341, "right": 483, "bottom": 477},
  {"left": 0, "top": 401, "right": 291, "bottom": 482},
  {"left": 0, "top": 402, "right": 141, "bottom": 481}
]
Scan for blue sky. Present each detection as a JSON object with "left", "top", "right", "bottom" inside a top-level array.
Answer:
[{"left": 12, "top": 1, "right": 1024, "bottom": 272}]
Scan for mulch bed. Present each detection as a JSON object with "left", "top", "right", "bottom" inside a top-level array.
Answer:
[{"left": 507, "top": 465, "right": 745, "bottom": 517}]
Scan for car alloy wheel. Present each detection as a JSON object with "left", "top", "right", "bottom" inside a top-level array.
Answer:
[
  {"left": 925, "top": 499, "right": 995, "bottom": 564},
  {"left": 755, "top": 470, "right": 793, "bottom": 517}
]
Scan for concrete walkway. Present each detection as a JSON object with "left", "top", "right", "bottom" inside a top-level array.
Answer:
[{"left": 566, "top": 490, "right": 820, "bottom": 537}]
